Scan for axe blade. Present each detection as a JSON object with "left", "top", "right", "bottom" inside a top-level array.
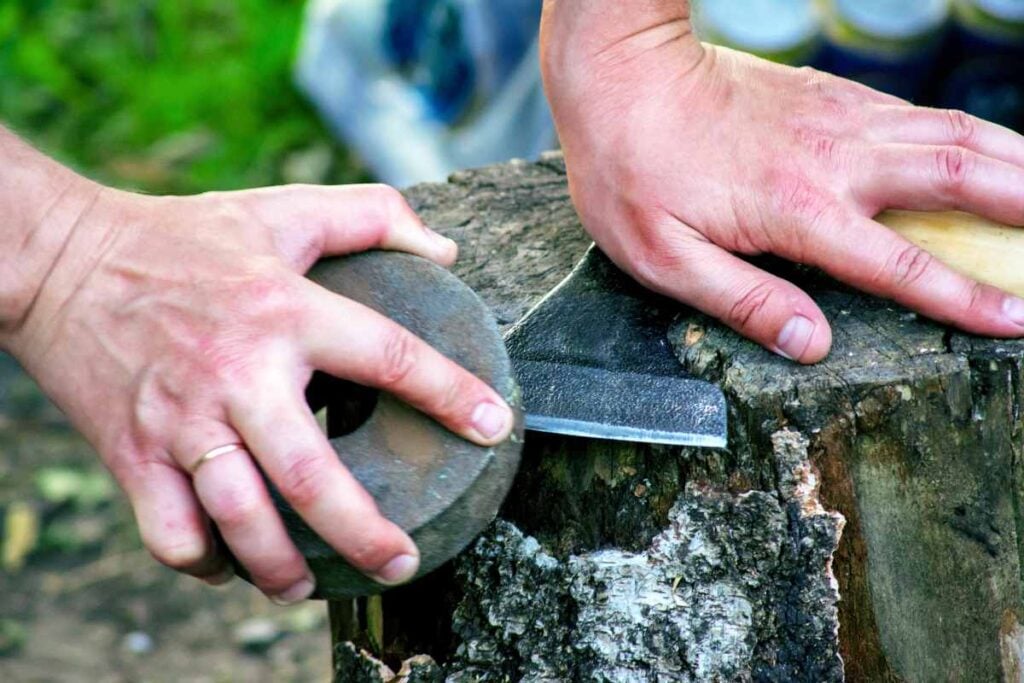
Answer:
[
  {"left": 515, "top": 360, "right": 727, "bottom": 448},
  {"left": 506, "top": 246, "right": 728, "bottom": 449}
]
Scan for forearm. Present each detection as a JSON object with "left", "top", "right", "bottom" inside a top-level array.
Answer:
[{"left": 0, "top": 126, "right": 99, "bottom": 338}]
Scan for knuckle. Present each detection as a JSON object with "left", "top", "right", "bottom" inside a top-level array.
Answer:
[
  {"left": 620, "top": 223, "right": 700, "bottom": 291},
  {"left": 791, "top": 125, "right": 846, "bottom": 167},
  {"left": 368, "top": 182, "right": 404, "bottom": 204},
  {"left": 621, "top": 243, "right": 668, "bottom": 290},
  {"left": 198, "top": 274, "right": 302, "bottom": 381},
  {"left": 204, "top": 482, "right": 263, "bottom": 529},
  {"left": 811, "top": 135, "right": 842, "bottom": 166},
  {"left": 944, "top": 109, "right": 977, "bottom": 147},
  {"left": 935, "top": 147, "right": 974, "bottom": 193},
  {"left": 254, "top": 562, "right": 307, "bottom": 593},
  {"left": 799, "top": 67, "right": 851, "bottom": 116},
  {"left": 725, "top": 280, "right": 776, "bottom": 331},
  {"left": 435, "top": 372, "right": 480, "bottom": 424},
  {"left": 345, "top": 536, "right": 393, "bottom": 570},
  {"left": 769, "top": 173, "right": 835, "bottom": 231},
  {"left": 371, "top": 183, "right": 411, "bottom": 218},
  {"left": 886, "top": 244, "right": 934, "bottom": 289},
  {"left": 798, "top": 65, "right": 829, "bottom": 93},
  {"left": 145, "top": 535, "right": 207, "bottom": 572},
  {"left": 959, "top": 282, "right": 987, "bottom": 320},
  {"left": 376, "top": 327, "right": 418, "bottom": 388},
  {"left": 124, "top": 410, "right": 169, "bottom": 462},
  {"left": 241, "top": 273, "right": 298, "bottom": 317},
  {"left": 195, "top": 195, "right": 251, "bottom": 226},
  {"left": 277, "top": 451, "right": 329, "bottom": 508},
  {"left": 201, "top": 345, "right": 254, "bottom": 386}
]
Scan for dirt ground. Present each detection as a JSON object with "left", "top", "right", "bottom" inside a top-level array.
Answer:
[{"left": 0, "top": 355, "right": 332, "bottom": 682}]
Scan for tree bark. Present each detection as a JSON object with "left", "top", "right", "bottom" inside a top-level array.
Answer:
[{"left": 331, "top": 154, "right": 1024, "bottom": 682}]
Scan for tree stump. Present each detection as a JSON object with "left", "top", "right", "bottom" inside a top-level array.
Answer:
[{"left": 330, "top": 154, "right": 1024, "bottom": 682}]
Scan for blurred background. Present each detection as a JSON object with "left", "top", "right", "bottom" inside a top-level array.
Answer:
[{"left": 0, "top": 0, "right": 1021, "bottom": 681}]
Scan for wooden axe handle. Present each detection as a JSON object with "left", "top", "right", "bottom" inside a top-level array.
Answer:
[{"left": 879, "top": 211, "right": 1024, "bottom": 298}]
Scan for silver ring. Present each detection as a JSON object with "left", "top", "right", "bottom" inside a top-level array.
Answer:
[{"left": 191, "top": 443, "right": 244, "bottom": 475}]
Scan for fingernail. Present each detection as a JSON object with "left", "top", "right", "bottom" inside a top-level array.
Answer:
[
  {"left": 775, "top": 315, "right": 816, "bottom": 361},
  {"left": 471, "top": 401, "right": 512, "bottom": 441},
  {"left": 201, "top": 565, "right": 235, "bottom": 587},
  {"left": 271, "top": 577, "right": 315, "bottom": 606},
  {"left": 1003, "top": 296, "right": 1024, "bottom": 326},
  {"left": 371, "top": 554, "right": 419, "bottom": 586}
]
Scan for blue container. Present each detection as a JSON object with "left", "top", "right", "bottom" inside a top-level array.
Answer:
[
  {"left": 692, "top": 0, "right": 823, "bottom": 65},
  {"left": 819, "top": 0, "right": 952, "bottom": 100},
  {"left": 940, "top": 1, "right": 1024, "bottom": 130}
]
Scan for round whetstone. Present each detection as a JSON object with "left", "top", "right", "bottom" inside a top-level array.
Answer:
[{"left": 231, "top": 251, "right": 524, "bottom": 599}]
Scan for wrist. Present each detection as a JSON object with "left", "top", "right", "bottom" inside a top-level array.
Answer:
[
  {"left": 540, "top": 0, "right": 697, "bottom": 80},
  {"left": 540, "top": 0, "right": 705, "bottom": 140},
  {"left": 540, "top": 0, "right": 706, "bottom": 172},
  {"left": 0, "top": 131, "right": 103, "bottom": 346}
]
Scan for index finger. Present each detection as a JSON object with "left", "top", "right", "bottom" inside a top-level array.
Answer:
[{"left": 299, "top": 282, "right": 515, "bottom": 446}]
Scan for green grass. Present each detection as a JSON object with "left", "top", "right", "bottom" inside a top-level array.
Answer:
[{"left": 0, "top": 0, "right": 368, "bottom": 195}]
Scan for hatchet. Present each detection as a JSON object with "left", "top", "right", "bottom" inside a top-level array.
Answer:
[
  {"left": 240, "top": 209, "right": 1015, "bottom": 598},
  {"left": 232, "top": 240, "right": 726, "bottom": 598}
]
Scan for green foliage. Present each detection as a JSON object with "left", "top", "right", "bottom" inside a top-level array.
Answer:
[
  {"left": 35, "top": 466, "right": 114, "bottom": 509},
  {"left": 0, "top": 0, "right": 367, "bottom": 194},
  {"left": 34, "top": 467, "right": 117, "bottom": 553},
  {"left": 0, "top": 617, "right": 27, "bottom": 656}
]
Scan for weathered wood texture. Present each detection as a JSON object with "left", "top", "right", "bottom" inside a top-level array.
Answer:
[{"left": 334, "top": 155, "right": 1024, "bottom": 682}]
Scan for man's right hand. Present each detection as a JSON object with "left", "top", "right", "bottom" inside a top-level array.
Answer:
[
  {"left": 1, "top": 161, "right": 514, "bottom": 604},
  {"left": 541, "top": 0, "right": 1024, "bottom": 364}
]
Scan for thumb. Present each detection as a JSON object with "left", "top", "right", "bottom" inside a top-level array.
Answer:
[{"left": 233, "top": 183, "right": 458, "bottom": 270}]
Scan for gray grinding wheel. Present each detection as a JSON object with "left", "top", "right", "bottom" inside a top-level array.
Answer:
[{"left": 230, "top": 251, "right": 523, "bottom": 599}]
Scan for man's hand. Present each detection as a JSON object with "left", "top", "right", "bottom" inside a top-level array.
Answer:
[
  {"left": 1, "top": 156, "right": 514, "bottom": 603},
  {"left": 542, "top": 2, "right": 1024, "bottom": 363}
]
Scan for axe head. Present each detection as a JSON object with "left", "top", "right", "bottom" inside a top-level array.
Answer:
[
  {"left": 506, "top": 246, "right": 728, "bottom": 449},
  {"left": 229, "top": 247, "right": 725, "bottom": 600}
]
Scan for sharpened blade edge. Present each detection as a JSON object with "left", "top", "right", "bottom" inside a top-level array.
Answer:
[
  {"left": 512, "top": 359, "right": 728, "bottom": 447},
  {"left": 525, "top": 414, "right": 727, "bottom": 448}
]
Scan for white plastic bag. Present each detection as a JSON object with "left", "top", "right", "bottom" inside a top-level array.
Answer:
[{"left": 295, "top": 0, "right": 555, "bottom": 187}]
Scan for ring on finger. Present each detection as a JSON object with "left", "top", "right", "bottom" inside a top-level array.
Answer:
[{"left": 191, "top": 442, "right": 245, "bottom": 475}]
